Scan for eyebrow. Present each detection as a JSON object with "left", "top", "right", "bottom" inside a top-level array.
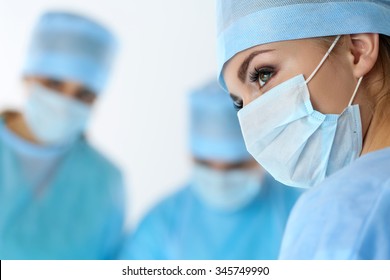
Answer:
[{"left": 238, "top": 49, "right": 275, "bottom": 83}]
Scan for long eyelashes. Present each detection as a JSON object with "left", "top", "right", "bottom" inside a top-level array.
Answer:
[
  {"left": 233, "top": 99, "right": 243, "bottom": 112},
  {"left": 249, "top": 66, "right": 275, "bottom": 88},
  {"left": 230, "top": 66, "right": 276, "bottom": 111},
  {"left": 230, "top": 94, "right": 243, "bottom": 112}
]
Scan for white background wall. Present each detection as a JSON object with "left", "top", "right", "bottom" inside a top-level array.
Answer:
[{"left": 0, "top": 0, "right": 217, "bottom": 229}]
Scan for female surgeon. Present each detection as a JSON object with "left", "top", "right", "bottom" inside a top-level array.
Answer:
[
  {"left": 216, "top": 0, "right": 390, "bottom": 259},
  {"left": 119, "top": 80, "right": 301, "bottom": 260},
  {"left": 0, "top": 11, "right": 125, "bottom": 259}
]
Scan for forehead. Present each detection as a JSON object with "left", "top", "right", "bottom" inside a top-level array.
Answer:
[
  {"left": 32, "top": 76, "right": 85, "bottom": 87},
  {"left": 222, "top": 38, "right": 321, "bottom": 84},
  {"left": 222, "top": 38, "right": 326, "bottom": 96},
  {"left": 226, "top": 39, "right": 318, "bottom": 67}
]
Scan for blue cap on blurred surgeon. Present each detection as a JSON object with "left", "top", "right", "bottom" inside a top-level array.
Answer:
[{"left": 24, "top": 11, "right": 118, "bottom": 94}]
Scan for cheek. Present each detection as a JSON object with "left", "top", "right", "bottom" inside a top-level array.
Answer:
[
  {"left": 307, "top": 59, "right": 357, "bottom": 114},
  {"left": 223, "top": 63, "right": 242, "bottom": 94}
]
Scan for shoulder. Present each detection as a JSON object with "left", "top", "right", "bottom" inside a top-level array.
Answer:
[
  {"left": 142, "top": 185, "right": 194, "bottom": 223},
  {"left": 130, "top": 185, "right": 192, "bottom": 245},
  {"left": 120, "top": 187, "right": 193, "bottom": 260},
  {"left": 281, "top": 148, "right": 390, "bottom": 259},
  {"left": 262, "top": 173, "right": 304, "bottom": 205},
  {"left": 70, "top": 139, "right": 125, "bottom": 205},
  {"left": 300, "top": 148, "right": 390, "bottom": 209},
  {"left": 73, "top": 139, "right": 123, "bottom": 180}
]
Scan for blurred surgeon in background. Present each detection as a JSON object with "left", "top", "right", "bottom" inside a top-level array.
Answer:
[
  {"left": 119, "top": 80, "right": 302, "bottom": 260},
  {"left": 0, "top": 11, "right": 125, "bottom": 259}
]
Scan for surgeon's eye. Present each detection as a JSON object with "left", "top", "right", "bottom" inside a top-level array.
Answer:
[
  {"left": 230, "top": 94, "right": 243, "bottom": 112},
  {"left": 43, "top": 78, "right": 65, "bottom": 91},
  {"left": 249, "top": 67, "right": 275, "bottom": 88},
  {"left": 75, "top": 88, "right": 96, "bottom": 105}
]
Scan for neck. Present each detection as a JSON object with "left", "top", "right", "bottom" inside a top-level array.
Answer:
[
  {"left": 3, "top": 111, "right": 41, "bottom": 145},
  {"left": 361, "top": 108, "right": 390, "bottom": 155}
]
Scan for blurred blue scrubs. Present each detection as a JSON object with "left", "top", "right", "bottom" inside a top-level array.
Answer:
[
  {"left": 0, "top": 11, "right": 124, "bottom": 260},
  {"left": 119, "top": 80, "right": 302, "bottom": 260},
  {"left": 0, "top": 118, "right": 125, "bottom": 259},
  {"left": 120, "top": 173, "right": 300, "bottom": 260},
  {"left": 279, "top": 148, "right": 390, "bottom": 259}
]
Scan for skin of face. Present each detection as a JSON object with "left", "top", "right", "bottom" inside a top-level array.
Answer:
[
  {"left": 193, "top": 157, "right": 260, "bottom": 172},
  {"left": 223, "top": 34, "right": 382, "bottom": 154},
  {"left": 24, "top": 76, "right": 97, "bottom": 105}
]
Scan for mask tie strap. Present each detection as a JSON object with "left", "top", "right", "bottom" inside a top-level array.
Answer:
[
  {"left": 305, "top": 35, "right": 341, "bottom": 84},
  {"left": 348, "top": 76, "right": 363, "bottom": 106}
]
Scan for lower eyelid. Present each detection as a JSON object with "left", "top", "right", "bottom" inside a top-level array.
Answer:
[
  {"left": 249, "top": 68, "right": 275, "bottom": 86},
  {"left": 261, "top": 71, "right": 277, "bottom": 89}
]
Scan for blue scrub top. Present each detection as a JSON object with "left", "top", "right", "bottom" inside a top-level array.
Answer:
[
  {"left": 120, "top": 174, "right": 302, "bottom": 260},
  {"left": 0, "top": 117, "right": 125, "bottom": 259},
  {"left": 279, "top": 147, "right": 390, "bottom": 259}
]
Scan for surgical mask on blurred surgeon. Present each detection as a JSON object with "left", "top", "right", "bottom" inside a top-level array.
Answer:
[
  {"left": 191, "top": 163, "right": 262, "bottom": 211},
  {"left": 238, "top": 36, "right": 363, "bottom": 188},
  {"left": 25, "top": 83, "right": 91, "bottom": 145}
]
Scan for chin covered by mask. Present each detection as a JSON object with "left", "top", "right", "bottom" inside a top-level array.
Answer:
[
  {"left": 24, "top": 83, "right": 91, "bottom": 146},
  {"left": 191, "top": 163, "right": 263, "bottom": 212}
]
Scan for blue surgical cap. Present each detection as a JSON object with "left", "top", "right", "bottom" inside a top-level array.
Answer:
[
  {"left": 189, "top": 80, "right": 251, "bottom": 162},
  {"left": 217, "top": 0, "right": 390, "bottom": 90},
  {"left": 23, "top": 11, "right": 118, "bottom": 94}
]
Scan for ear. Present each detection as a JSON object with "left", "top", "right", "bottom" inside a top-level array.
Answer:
[{"left": 348, "top": 33, "right": 379, "bottom": 78}]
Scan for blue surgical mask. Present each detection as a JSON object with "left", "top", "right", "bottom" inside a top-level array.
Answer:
[
  {"left": 238, "top": 36, "right": 363, "bottom": 188},
  {"left": 191, "top": 163, "right": 263, "bottom": 211},
  {"left": 24, "top": 83, "right": 91, "bottom": 145}
]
